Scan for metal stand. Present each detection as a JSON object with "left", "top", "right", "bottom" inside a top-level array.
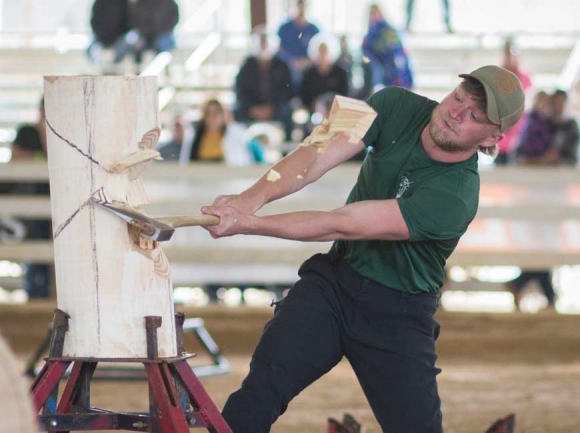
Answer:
[
  {"left": 26, "top": 316, "right": 230, "bottom": 380},
  {"left": 30, "top": 309, "right": 232, "bottom": 432}
]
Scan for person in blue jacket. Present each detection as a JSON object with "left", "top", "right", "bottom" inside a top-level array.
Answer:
[
  {"left": 277, "top": 0, "right": 320, "bottom": 85},
  {"left": 361, "top": 3, "right": 414, "bottom": 98}
]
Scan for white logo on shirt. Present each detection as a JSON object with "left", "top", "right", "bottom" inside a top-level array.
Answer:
[{"left": 396, "top": 172, "right": 411, "bottom": 198}]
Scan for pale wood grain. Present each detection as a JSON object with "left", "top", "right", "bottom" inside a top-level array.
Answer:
[
  {"left": 43, "top": 76, "right": 176, "bottom": 358},
  {"left": 0, "top": 335, "right": 36, "bottom": 433},
  {"left": 300, "top": 95, "right": 377, "bottom": 152},
  {"left": 156, "top": 215, "right": 220, "bottom": 228}
]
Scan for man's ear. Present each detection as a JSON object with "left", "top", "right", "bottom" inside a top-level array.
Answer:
[{"left": 480, "top": 131, "right": 504, "bottom": 151}]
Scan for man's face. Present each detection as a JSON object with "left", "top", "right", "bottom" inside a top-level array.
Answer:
[
  {"left": 297, "top": 0, "right": 306, "bottom": 16},
  {"left": 552, "top": 93, "right": 567, "bottom": 118},
  {"left": 317, "top": 43, "right": 329, "bottom": 63},
  {"left": 173, "top": 116, "right": 185, "bottom": 141},
  {"left": 205, "top": 102, "right": 225, "bottom": 130},
  {"left": 429, "top": 85, "right": 500, "bottom": 153}
]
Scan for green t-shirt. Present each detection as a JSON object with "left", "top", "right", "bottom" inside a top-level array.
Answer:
[{"left": 333, "top": 87, "right": 479, "bottom": 294}]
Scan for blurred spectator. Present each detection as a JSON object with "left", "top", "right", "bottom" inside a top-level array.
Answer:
[
  {"left": 361, "top": 4, "right": 414, "bottom": 99},
  {"left": 336, "top": 34, "right": 354, "bottom": 73},
  {"left": 495, "top": 37, "right": 533, "bottom": 165},
  {"left": 180, "top": 99, "right": 253, "bottom": 302},
  {"left": 181, "top": 99, "right": 251, "bottom": 166},
  {"left": 87, "top": 0, "right": 130, "bottom": 66},
  {"left": 246, "top": 134, "right": 268, "bottom": 164},
  {"left": 243, "top": 123, "right": 285, "bottom": 164},
  {"left": 277, "top": 0, "right": 320, "bottom": 85},
  {"left": 505, "top": 272, "right": 557, "bottom": 312},
  {"left": 549, "top": 89, "right": 580, "bottom": 165},
  {"left": 6, "top": 100, "right": 52, "bottom": 299},
  {"left": 157, "top": 114, "right": 188, "bottom": 161},
  {"left": 516, "top": 89, "right": 579, "bottom": 165},
  {"left": 234, "top": 27, "right": 295, "bottom": 141},
  {"left": 116, "top": 0, "right": 179, "bottom": 66},
  {"left": 10, "top": 126, "right": 44, "bottom": 161},
  {"left": 405, "top": 0, "right": 453, "bottom": 33},
  {"left": 506, "top": 89, "right": 579, "bottom": 312},
  {"left": 515, "top": 90, "right": 553, "bottom": 161},
  {"left": 299, "top": 34, "right": 349, "bottom": 116},
  {"left": 335, "top": 34, "right": 355, "bottom": 95}
]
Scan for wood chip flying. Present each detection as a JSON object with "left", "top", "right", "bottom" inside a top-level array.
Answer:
[
  {"left": 300, "top": 95, "right": 377, "bottom": 153},
  {"left": 266, "top": 169, "right": 281, "bottom": 182}
]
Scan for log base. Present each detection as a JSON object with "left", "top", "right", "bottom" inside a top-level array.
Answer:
[{"left": 30, "top": 309, "right": 231, "bottom": 433}]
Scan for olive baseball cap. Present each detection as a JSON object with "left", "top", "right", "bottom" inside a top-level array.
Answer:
[{"left": 459, "top": 65, "right": 525, "bottom": 132}]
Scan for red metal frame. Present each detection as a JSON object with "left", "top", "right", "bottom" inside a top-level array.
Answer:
[
  {"left": 30, "top": 360, "right": 72, "bottom": 412},
  {"left": 30, "top": 357, "right": 232, "bottom": 432},
  {"left": 30, "top": 310, "right": 231, "bottom": 432}
]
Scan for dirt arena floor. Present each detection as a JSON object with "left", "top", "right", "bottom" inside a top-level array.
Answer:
[{"left": 2, "top": 301, "right": 580, "bottom": 433}]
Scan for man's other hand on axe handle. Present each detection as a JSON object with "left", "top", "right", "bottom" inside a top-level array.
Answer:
[{"left": 199, "top": 131, "right": 383, "bottom": 242}]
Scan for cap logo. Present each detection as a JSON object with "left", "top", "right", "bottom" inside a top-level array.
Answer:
[{"left": 491, "top": 72, "right": 518, "bottom": 95}]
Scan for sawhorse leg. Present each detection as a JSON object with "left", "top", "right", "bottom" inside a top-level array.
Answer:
[
  {"left": 173, "top": 359, "right": 232, "bottom": 433},
  {"left": 144, "top": 359, "right": 231, "bottom": 433},
  {"left": 31, "top": 360, "right": 72, "bottom": 413}
]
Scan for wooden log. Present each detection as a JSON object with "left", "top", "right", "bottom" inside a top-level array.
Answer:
[
  {"left": 300, "top": 95, "right": 377, "bottom": 152},
  {"left": 0, "top": 334, "right": 36, "bottom": 433},
  {"left": 43, "top": 76, "right": 176, "bottom": 358}
]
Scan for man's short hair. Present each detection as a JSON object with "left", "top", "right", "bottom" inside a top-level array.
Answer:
[
  {"left": 461, "top": 77, "right": 487, "bottom": 114},
  {"left": 553, "top": 89, "right": 568, "bottom": 100},
  {"left": 460, "top": 76, "right": 500, "bottom": 158}
]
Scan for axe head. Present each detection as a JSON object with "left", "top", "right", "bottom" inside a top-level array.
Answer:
[{"left": 95, "top": 200, "right": 175, "bottom": 242}]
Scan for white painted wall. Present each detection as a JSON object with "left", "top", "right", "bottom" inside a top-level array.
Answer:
[
  {"left": 1, "top": 0, "right": 579, "bottom": 35},
  {"left": 0, "top": 0, "right": 92, "bottom": 32},
  {"left": 268, "top": 0, "right": 580, "bottom": 36}
]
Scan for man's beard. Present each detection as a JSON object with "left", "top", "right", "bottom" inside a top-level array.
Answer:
[
  {"left": 429, "top": 125, "right": 465, "bottom": 153},
  {"left": 428, "top": 122, "right": 468, "bottom": 153}
]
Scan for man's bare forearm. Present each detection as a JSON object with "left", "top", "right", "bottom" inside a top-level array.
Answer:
[
  {"left": 236, "top": 134, "right": 364, "bottom": 212},
  {"left": 246, "top": 147, "right": 321, "bottom": 205},
  {"left": 203, "top": 200, "right": 410, "bottom": 242},
  {"left": 242, "top": 210, "right": 346, "bottom": 242}
]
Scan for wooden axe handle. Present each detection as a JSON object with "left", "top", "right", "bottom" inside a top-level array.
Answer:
[{"left": 155, "top": 215, "right": 220, "bottom": 228}]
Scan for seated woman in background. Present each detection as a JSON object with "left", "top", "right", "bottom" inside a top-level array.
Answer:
[
  {"left": 180, "top": 98, "right": 253, "bottom": 166},
  {"left": 515, "top": 90, "right": 553, "bottom": 162}
]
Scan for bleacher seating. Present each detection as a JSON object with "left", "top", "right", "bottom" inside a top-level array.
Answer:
[
  {"left": 0, "top": 30, "right": 577, "bottom": 146},
  {"left": 1, "top": 16, "right": 579, "bottom": 296},
  {"left": 1, "top": 163, "right": 579, "bottom": 289}
]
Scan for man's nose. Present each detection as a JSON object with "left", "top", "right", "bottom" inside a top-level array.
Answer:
[{"left": 448, "top": 105, "right": 462, "bottom": 121}]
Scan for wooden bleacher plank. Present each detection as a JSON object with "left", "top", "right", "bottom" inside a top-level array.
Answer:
[
  {"left": 2, "top": 165, "right": 579, "bottom": 220},
  {"left": 2, "top": 162, "right": 579, "bottom": 186},
  {"left": 1, "top": 239, "right": 579, "bottom": 272},
  {"left": 1, "top": 163, "right": 579, "bottom": 285},
  {"left": 3, "top": 196, "right": 580, "bottom": 221}
]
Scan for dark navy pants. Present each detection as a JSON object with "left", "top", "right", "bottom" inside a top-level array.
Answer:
[{"left": 222, "top": 253, "right": 443, "bottom": 432}]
